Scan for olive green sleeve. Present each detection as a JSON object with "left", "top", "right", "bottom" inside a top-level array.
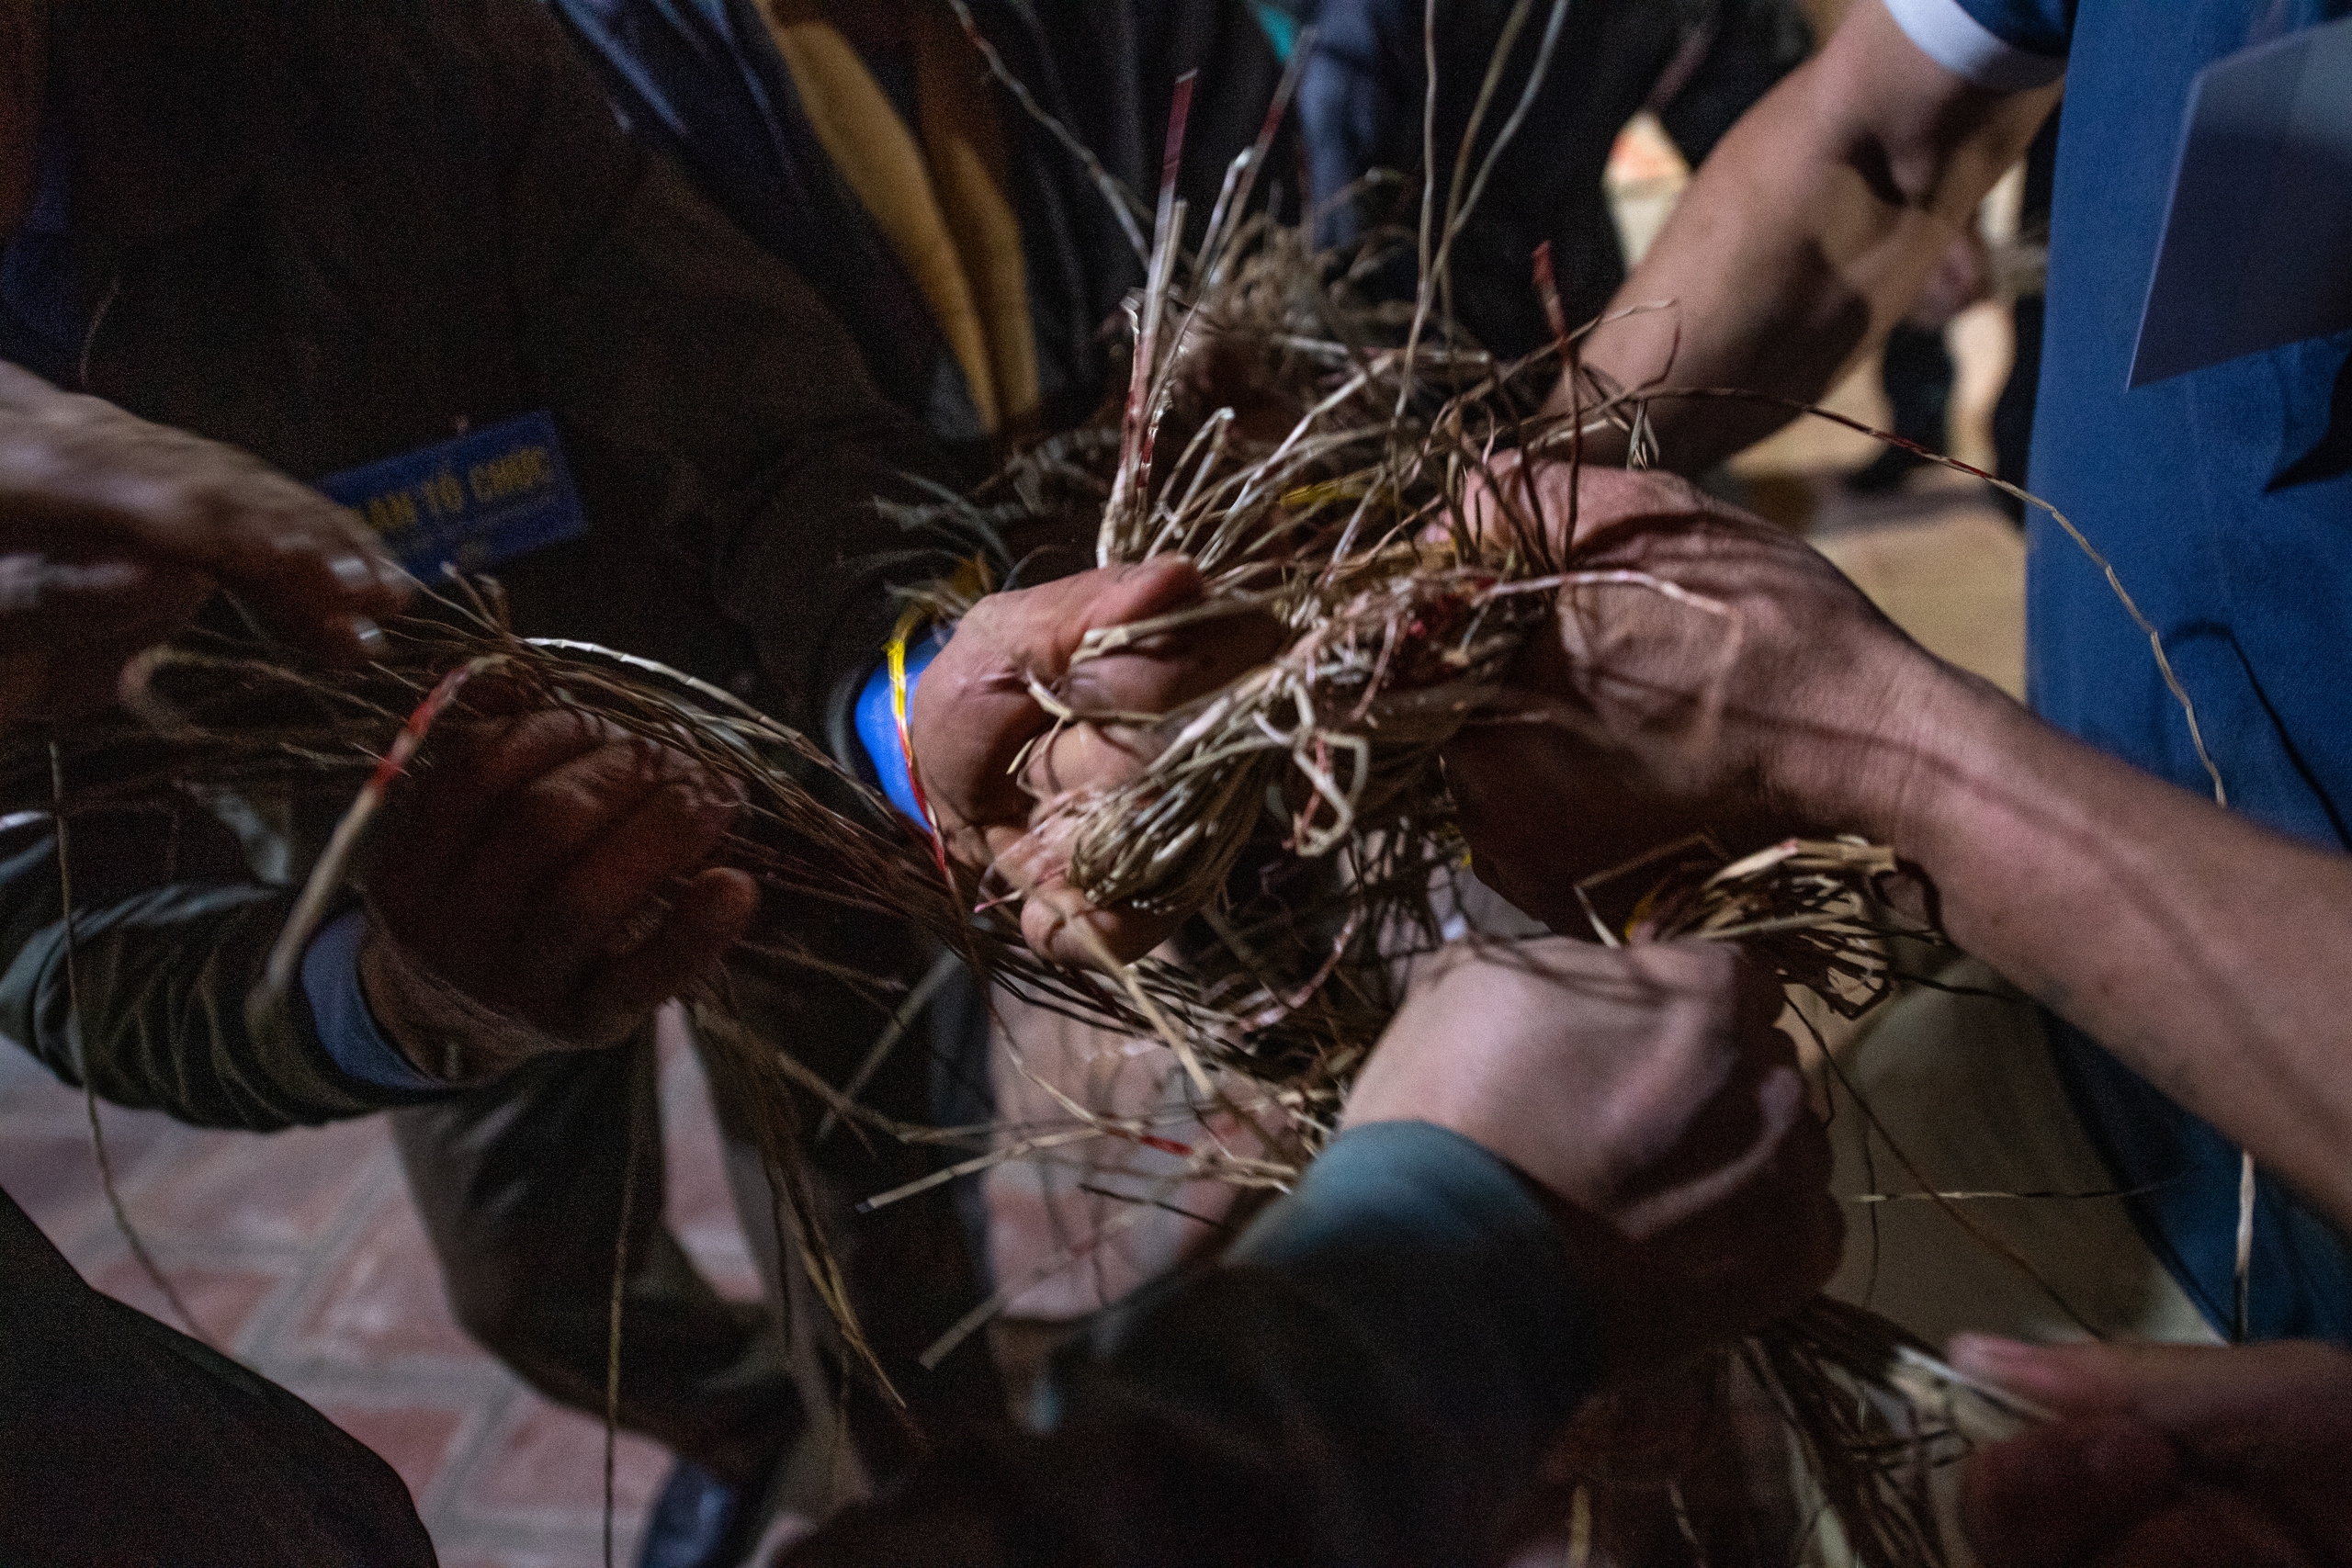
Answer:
[{"left": 0, "top": 814, "right": 402, "bottom": 1132}]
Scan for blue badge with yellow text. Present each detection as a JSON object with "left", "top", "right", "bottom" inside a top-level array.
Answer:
[{"left": 319, "top": 411, "right": 586, "bottom": 578}]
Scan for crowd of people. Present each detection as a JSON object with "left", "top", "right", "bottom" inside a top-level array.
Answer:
[{"left": 0, "top": 1, "right": 2347, "bottom": 1564}]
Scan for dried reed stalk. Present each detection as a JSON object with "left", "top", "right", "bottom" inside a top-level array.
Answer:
[
  {"left": 21, "top": 551, "right": 1961, "bottom": 1563},
  {"left": 7, "top": 27, "right": 2043, "bottom": 1564}
]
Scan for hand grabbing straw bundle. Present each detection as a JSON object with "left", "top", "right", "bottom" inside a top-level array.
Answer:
[{"left": 10, "top": 26, "right": 2030, "bottom": 1562}]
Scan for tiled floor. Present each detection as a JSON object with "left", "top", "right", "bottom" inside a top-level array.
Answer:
[{"left": 0, "top": 1015, "right": 760, "bottom": 1567}]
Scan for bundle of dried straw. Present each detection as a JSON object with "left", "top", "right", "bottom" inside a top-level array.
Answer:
[{"left": 4, "top": 11, "right": 2074, "bottom": 1561}]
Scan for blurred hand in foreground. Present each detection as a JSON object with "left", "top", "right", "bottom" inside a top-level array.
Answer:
[
  {"left": 1344, "top": 936, "right": 1840, "bottom": 1381},
  {"left": 0, "top": 364, "right": 408, "bottom": 725},
  {"left": 909, "top": 558, "right": 1282, "bottom": 965},
  {"left": 364, "top": 710, "right": 759, "bottom": 1077},
  {"left": 1446, "top": 464, "right": 1954, "bottom": 927},
  {"left": 1955, "top": 1336, "right": 2352, "bottom": 1568}
]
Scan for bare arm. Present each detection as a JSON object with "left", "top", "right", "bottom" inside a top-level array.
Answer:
[
  {"left": 1563, "top": 0, "right": 2057, "bottom": 469},
  {"left": 1447, "top": 469, "right": 2352, "bottom": 1236},
  {"left": 1851, "top": 653, "right": 2352, "bottom": 1240}
]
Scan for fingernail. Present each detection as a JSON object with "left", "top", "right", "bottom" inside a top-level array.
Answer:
[{"left": 1948, "top": 1333, "right": 2035, "bottom": 1382}]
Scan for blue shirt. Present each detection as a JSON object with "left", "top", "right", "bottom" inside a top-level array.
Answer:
[{"left": 1891, "top": 0, "right": 2352, "bottom": 1342}]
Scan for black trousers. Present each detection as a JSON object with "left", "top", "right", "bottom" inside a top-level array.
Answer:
[
  {"left": 0, "top": 1188, "right": 436, "bottom": 1565},
  {"left": 390, "top": 1030, "right": 797, "bottom": 1484},
  {"left": 389, "top": 924, "right": 1004, "bottom": 1490}
]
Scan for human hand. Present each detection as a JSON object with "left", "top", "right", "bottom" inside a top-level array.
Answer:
[
  {"left": 908, "top": 558, "right": 1282, "bottom": 965},
  {"left": 361, "top": 710, "right": 759, "bottom": 1076},
  {"left": 1445, "top": 465, "right": 1954, "bottom": 928},
  {"left": 1955, "top": 1336, "right": 2352, "bottom": 1568},
  {"left": 1905, "top": 229, "right": 1992, "bottom": 333},
  {"left": 1342, "top": 936, "right": 1840, "bottom": 1380},
  {"left": 0, "top": 365, "right": 408, "bottom": 723}
]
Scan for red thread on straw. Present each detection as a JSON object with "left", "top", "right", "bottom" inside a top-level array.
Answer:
[{"left": 368, "top": 661, "right": 481, "bottom": 794}]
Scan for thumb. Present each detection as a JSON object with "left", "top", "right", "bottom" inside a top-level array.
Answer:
[
  {"left": 1961, "top": 1415, "right": 2181, "bottom": 1568},
  {"left": 1079, "top": 556, "right": 1205, "bottom": 636}
]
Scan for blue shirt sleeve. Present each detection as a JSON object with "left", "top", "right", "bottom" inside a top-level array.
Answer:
[
  {"left": 299, "top": 908, "right": 442, "bottom": 1095},
  {"left": 1884, "top": 0, "right": 2070, "bottom": 88},
  {"left": 808, "top": 1123, "right": 1594, "bottom": 1562},
  {"left": 850, "top": 629, "right": 944, "bottom": 824}
]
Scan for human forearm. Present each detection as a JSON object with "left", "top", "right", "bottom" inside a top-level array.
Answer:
[
  {"left": 1449, "top": 468, "right": 2352, "bottom": 1233},
  {"left": 788, "top": 913, "right": 1841, "bottom": 1567},
  {"left": 1565, "top": 1, "right": 2052, "bottom": 471},
  {"left": 0, "top": 847, "right": 389, "bottom": 1130},
  {"left": 1836, "top": 671, "right": 2352, "bottom": 1234},
  {"left": 789, "top": 1123, "right": 1596, "bottom": 1568}
]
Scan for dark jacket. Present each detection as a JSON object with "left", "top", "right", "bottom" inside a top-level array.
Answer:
[
  {"left": 0, "top": 0, "right": 956, "bottom": 1130},
  {"left": 788, "top": 1121, "right": 1598, "bottom": 1568},
  {"left": 0, "top": 1189, "right": 439, "bottom": 1566},
  {"left": 40, "top": 0, "right": 944, "bottom": 724},
  {"left": 0, "top": 7, "right": 961, "bottom": 1560},
  {"left": 549, "top": 0, "right": 1296, "bottom": 453}
]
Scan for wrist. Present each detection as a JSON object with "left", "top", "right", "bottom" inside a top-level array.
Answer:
[
  {"left": 298, "top": 908, "right": 445, "bottom": 1096},
  {"left": 852, "top": 628, "right": 944, "bottom": 823},
  {"left": 1875, "top": 660, "right": 2030, "bottom": 864},
  {"left": 356, "top": 915, "right": 576, "bottom": 1084},
  {"left": 1770, "top": 642, "right": 2012, "bottom": 854}
]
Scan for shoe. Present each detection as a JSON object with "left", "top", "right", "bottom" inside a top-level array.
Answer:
[{"left": 638, "top": 1459, "right": 760, "bottom": 1568}]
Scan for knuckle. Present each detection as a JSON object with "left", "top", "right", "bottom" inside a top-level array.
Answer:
[
  {"left": 953, "top": 595, "right": 1012, "bottom": 645},
  {"left": 538, "top": 882, "right": 654, "bottom": 964},
  {"left": 513, "top": 774, "right": 622, "bottom": 846},
  {"left": 649, "top": 784, "right": 730, "bottom": 859}
]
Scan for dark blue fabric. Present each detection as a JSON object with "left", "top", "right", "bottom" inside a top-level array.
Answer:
[
  {"left": 1039, "top": 1117, "right": 1596, "bottom": 1542},
  {"left": 1968, "top": 0, "right": 2352, "bottom": 1341},
  {"left": 2049, "top": 1018, "right": 2352, "bottom": 1340},
  {"left": 1951, "top": 0, "right": 2078, "bottom": 55},
  {"left": 984, "top": 1124, "right": 1594, "bottom": 1564},
  {"left": 0, "top": 118, "right": 92, "bottom": 387},
  {"left": 1298, "top": 0, "right": 1807, "bottom": 358},
  {"left": 1225, "top": 1119, "right": 1596, "bottom": 1455},
  {"left": 300, "top": 908, "right": 442, "bottom": 1095}
]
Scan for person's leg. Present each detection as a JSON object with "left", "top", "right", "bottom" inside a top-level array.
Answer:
[
  {"left": 1992, "top": 294, "right": 2044, "bottom": 522},
  {"left": 1992, "top": 107, "right": 2061, "bottom": 522},
  {"left": 390, "top": 1031, "right": 800, "bottom": 1487},
  {"left": 1823, "top": 958, "right": 2221, "bottom": 1348},
  {"left": 695, "top": 931, "right": 1007, "bottom": 1496},
  {"left": 1849, "top": 321, "right": 1956, "bottom": 492}
]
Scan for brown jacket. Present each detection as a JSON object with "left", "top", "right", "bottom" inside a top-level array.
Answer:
[
  {"left": 0, "top": 0, "right": 956, "bottom": 1128},
  {"left": 49, "top": 0, "right": 947, "bottom": 722}
]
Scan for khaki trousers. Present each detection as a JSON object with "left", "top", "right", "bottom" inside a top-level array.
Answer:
[{"left": 1823, "top": 959, "right": 2220, "bottom": 1349}]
